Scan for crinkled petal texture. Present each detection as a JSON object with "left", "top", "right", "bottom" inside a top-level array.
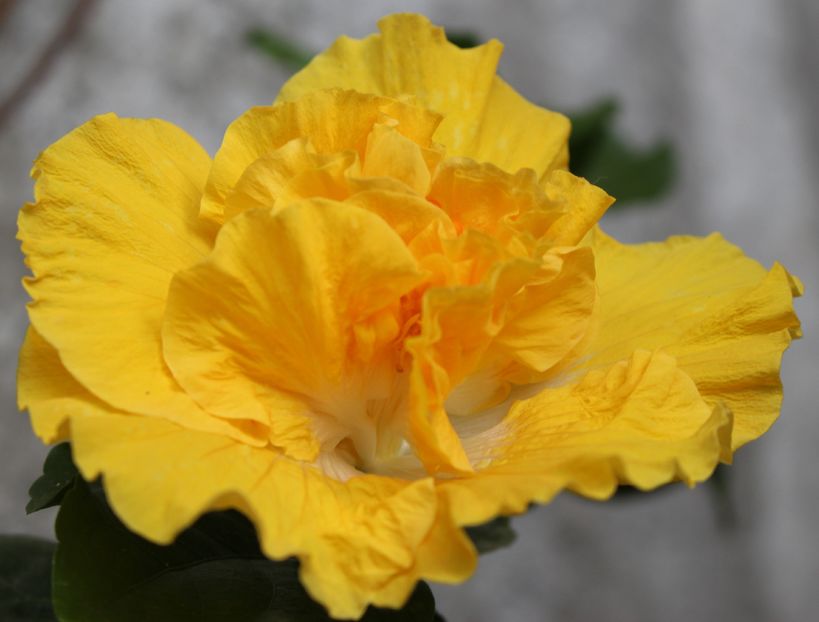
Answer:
[
  {"left": 18, "top": 13, "right": 800, "bottom": 622},
  {"left": 278, "top": 14, "right": 570, "bottom": 181}
]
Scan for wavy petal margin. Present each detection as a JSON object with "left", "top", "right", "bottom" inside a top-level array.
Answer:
[
  {"left": 442, "top": 351, "right": 733, "bottom": 526},
  {"left": 279, "top": 14, "right": 570, "bottom": 181},
  {"left": 571, "top": 229, "right": 802, "bottom": 449},
  {"left": 17, "top": 114, "right": 255, "bottom": 443}
]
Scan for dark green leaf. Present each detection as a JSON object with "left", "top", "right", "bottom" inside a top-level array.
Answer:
[
  {"left": 26, "top": 443, "right": 77, "bottom": 514},
  {"left": 446, "top": 30, "right": 482, "bottom": 49},
  {"left": 610, "top": 485, "right": 663, "bottom": 500},
  {"left": 567, "top": 99, "right": 618, "bottom": 170},
  {"left": 568, "top": 99, "right": 675, "bottom": 205},
  {"left": 246, "top": 29, "right": 313, "bottom": 70},
  {"left": 465, "top": 516, "right": 516, "bottom": 554},
  {"left": 54, "top": 479, "right": 437, "bottom": 621},
  {"left": 0, "top": 535, "right": 57, "bottom": 622}
]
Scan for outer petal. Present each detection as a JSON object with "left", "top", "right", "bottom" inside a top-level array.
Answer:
[
  {"left": 19, "top": 323, "right": 476, "bottom": 617},
  {"left": 17, "top": 327, "right": 111, "bottom": 443},
  {"left": 441, "top": 351, "right": 733, "bottom": 526},
  {"left": 278, "top": 14, "right": 570, "bottom": 181},
  {"left": 162, "top": 201, "right": 424, "bottom": 460},
  {"left": 70, "top": 413, "right": 474, "bottom": 619},
  {"left": 17, "top": 114, "right": 251, "bottom": 443},
  {"left": 201, "top": 89, "right": 441, "bottom": 223},
  {"left": 572, "top": 229, "right": 801, "bottom": 449}
]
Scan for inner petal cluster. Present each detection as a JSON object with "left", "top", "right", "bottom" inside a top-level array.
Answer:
[{"left": 161, "top": 89, "right": 609, "bottom": 478}]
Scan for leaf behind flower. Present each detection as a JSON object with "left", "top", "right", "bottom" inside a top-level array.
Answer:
[
  {"left": 26, "top": 443, "right": 78, "bottom": 515},
  {"left": 465, "top": 516, "right": 517, "bottom": 554},
  {"left": 53, "top": 479, "right": 438, "bottom": 621}
]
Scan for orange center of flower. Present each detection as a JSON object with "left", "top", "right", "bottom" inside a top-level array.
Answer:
[{"left": 160, "top": 89, "right": 603, "bottom": 478}]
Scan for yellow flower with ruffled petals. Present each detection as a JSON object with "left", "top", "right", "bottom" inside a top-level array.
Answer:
[{"left": 17, "top": 14, "right": 801, "bottom": 620}]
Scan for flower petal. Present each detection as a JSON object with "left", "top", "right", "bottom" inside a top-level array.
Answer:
[
  {"left": 162, "top": 200, "right": 424, "bottom": 460},
  {"left": 224, "top": 138, "right": 358, "bottom": 217},
  {"left": 202, "top": 89, "right": 441, "bottom": 223},
  {"left": 361, "top": 121, "right": 436, "bottom": 195},
  {"left": 542, "top": 170, "right": 614, "bottom": 246},
  {"left": 18, "top": 114, "right": 250, "bottom": 442},
  {"left": 491, "top": 246, "right": 597, "bottom": 379},
  {"left": 279, "top": 14, "right": 570, "bottom": 180},
  {"left": 573, "top": 229, "right": 801, "bottom": 449},
  {"left": 406, "top": 252, "right": 543, "bottom": 475},
  {"left": 344, "top": 189, "right": 456, "bottom": 246},
  {"left": 70, "top": 412, "right": 473, "bottom": 619},
  {"left": 17, "top": 327, "right": 111, "bottom": 444},
  {"left": 441, "top": 351, "right": 732, "bottom": 526}
]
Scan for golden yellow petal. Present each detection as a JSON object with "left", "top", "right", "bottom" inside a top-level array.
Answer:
[
  {"left": 18, "top": 114, "right": 251, "bottom": 443},
  {"left": 406, "top": 254, "right": 542, "bottom": 475},
  {"left": 542, "top": 170, "right": 615, "bottom": 246},
  {"left": 429, "top": 159, "right": 562, "bottom": 244},
  {"left": 202, "top": 89, "right": 441, "bottom": 223},
  {"left": 17, "top": 327, "right": 111, "bottom": 443},
  {"left": 344, "top": 189, "right": 456, "bottom": 247},
  {"left": 361, "top": 122, "right": 435, "bottom": 195},
  {"left": 471, "top": 76, "right": 570, "bottom": 181},
  {"left": 19, "top": 332, "right": 477, "bottom": 615},
  {"left": 70, "top": 412, "right": 472, "bottom": 619},
  {"left": 279, "top": 14, "right": 570, "bottom": 180},
  {"left": 492, "top": 246, "right": 597, "bottom": 378},
  {"left": 574, "top": 229, "right": 801, "bottom": 449},
  {"left": 163, "top": 200, "right": 424, "bottom": 460},
  {"left": 441, "top": 351, "right": 732, "bottom": 526},
  {"left": 442, "top": 246, "right": 597, "bottom": 418},
  {"left": 224, "top": 137, "right": 358, "bottom": 217}
]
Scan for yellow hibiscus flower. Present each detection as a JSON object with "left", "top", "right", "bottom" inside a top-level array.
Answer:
[{"left": 17, "top": 13, "right": 800, "bottom": 620}]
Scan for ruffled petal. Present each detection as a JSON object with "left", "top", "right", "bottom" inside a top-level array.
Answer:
[
  {"left": 224, "top": 138, "right": 358, "bottom": 217},
  {"left": 406, "top": 250, "right": 542, "bottom": 475},
  {"left": 163, "top": 200, "right": 424, "bottom": 461},
  {"left": 279, "top": 14, "right": 570, "bottom": 180},
  {"left": 572, "top": 229, "right": 801, "bottom": 449},
  {"left": 361, "top": 121, "right": 437, "bottom": 195},
  {"left": 202, "top": 89, "right": 441, "bottom": 223},
  {"left": 344, "top": 189, "right": 456, "bottom": 247},
  {"left": 17, "top": 114, "right": 250, "bottom": 443},
  {"left": 491, "top": 246, "right": 597, "bottom": 379},
  {"left": 70, "top": 413, "right": 474, "bottom": 619},
  {"left": 441, "top": 351, "right": 732, "bottom": 526},
  {"left": 542, "top": 170, "right": 614, "bottom": 246}
]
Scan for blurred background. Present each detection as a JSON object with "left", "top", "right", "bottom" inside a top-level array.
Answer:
[{"left": 1, "top": 1, "right": 816, "bottom": 621}]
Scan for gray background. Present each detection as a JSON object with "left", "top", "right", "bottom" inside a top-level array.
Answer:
[{"left": 1, "top": 1, "right": 816, "bottom": 620}]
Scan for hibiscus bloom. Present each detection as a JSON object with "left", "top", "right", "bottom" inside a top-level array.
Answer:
[{"left": 17, "top": 13, "right": 800, "bottom": 620}]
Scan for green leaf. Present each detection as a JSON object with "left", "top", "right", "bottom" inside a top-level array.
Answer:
[
  {"left": 53, "top": 479, "right": 438, "bottom": 621},
  {"left": 568, "top": 99, "right": 675, "bottom": 206},
  {"left": 0, "top": 535, "right": 57, "bottom": 622},
  {"left": 567, "top": 99, "right": 618, "bottom": 166},
  {"left": 26, "top": 443, "right": 78, "bottom": 514},
  {"left": 446, "top": 30, "right": 482, "bottom": 49},
  {"left": 465, "top": 516, "right": 516, "bottom": 554},
  {"left": 246, "top": 28, "right": 313, "bottom": 71}
]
